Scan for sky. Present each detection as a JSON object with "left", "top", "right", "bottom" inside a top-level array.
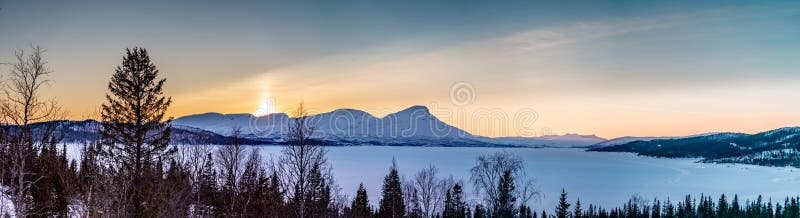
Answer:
[{"left": 1, "top": 0, "right": 799, "bottom": 138}]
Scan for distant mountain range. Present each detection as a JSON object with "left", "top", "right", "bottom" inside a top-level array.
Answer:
[
  {"left": 589, "top": 128, "right": 800, "bottom": 167},
  {"left": 15, "top": 105, "right": 800, "bottom": 167},
  {"left": 23, "top": 105, "right": 606, "bottom": 147},
  {"left": 172, "top": 105, "right": 607, "bottom": 147}
]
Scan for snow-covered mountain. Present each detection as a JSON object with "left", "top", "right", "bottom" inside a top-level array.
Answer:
[
  {"left": 590, "top": 128, "right": 800, "bottom": 167},
  {"left": 588, "top": 136, "right": 673, "bottom": 148},
  {"left": 488, "top": 134, "right": 606, "bottom": 148},
  {"left": 173, "top": 105, "right": 600, "bottom": 147}
]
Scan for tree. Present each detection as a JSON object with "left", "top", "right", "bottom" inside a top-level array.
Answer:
[
  {"left": 239, "top": 148, "right": 263, "bottom": 215},
  {"left": 413, "top": 164, "right": 446, "bottom": 217},
  {"left": 1, "top": 46, "right": 63, "bottom": 216},
  {"left": 473, "top": 205, "right": 486, "bottom": 218},
  {"left": 470, "top": 152, "right": 540, "bottom": 213},
  {"left": 574, "top": 199, "right": 582, "bottom": 218},
  {"left": 350, "top": 183, "right": 373, "bottom": 218},
  {"left": 302, "top": 164, "right": 333, "bottom": 217},
  {"left": 493, "top": 170, "right": 517, "bottom": 218},
  {"left": 280, "top": 102, "right": 332, "bottom": 217},
  {"left": 100, "top": 47, "right": 174, "bottom": 217},
  {"left": 196, "top": 152, "right": 218, "bottom": 216},
  {"left": 442, "top": 183, "right": 467, "bottom": 218},
  {"left": 555, "top": 189, "right": 570, "bottom": 218},
  {"left": 378, "top": 160, "right": 405, "bottom": 218},
  {"left": 156, "top": 159, "right": 192, "bottom": 217},
  {"left": 216, "top": 127, "right": 247, "bottom": 215}
]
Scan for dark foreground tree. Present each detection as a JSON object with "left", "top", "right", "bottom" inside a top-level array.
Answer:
[
  {"left": 350, "top": 183, "right": 373, "bottom": 218},
  {"left": 555, "top": 189, "right": 570, "bottom": 218},
  {"left": 281, "top": 102, "right": 337, "bottom": 217},
  {"left": 470, "top": 152, "right": 540, "bottom": 214},
  {"left": 1, "top": 46, "right": 65, "bottom": 217},
  {"left": 100, "top": 47, "right": 174, "bottom": 217},
  {"left": 442, "top": 183, "right": 467, "bottom": 218},
  {"left": 493, "top": 170, "right": 517, "bottom": 217},
  {"left": 378, "top": 160, "right": 405, "bottom": 218}
]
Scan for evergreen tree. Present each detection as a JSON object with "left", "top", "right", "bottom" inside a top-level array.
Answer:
[
  {"left": 493, "top": 170, "right": 517, "bottom": 218},
  {"left": 651, "top": 199, "right": 661, "bottom": 218},
  {"left": 378, "top": 161, "right": 405, "bottom": 218},
  {"left": 261, "top": 171, "right": 284, "bottom": 216},
  {"left": 301, "top": 164, "right": 333, "bottom": 217},
  {"left": 196, "top": 153, "right": 218, "bottom": 216},
  {"left": 350, "top": 183, "right": 373, "bottom": 218},
  {"left": 100, "top": 47, "right": 174, "bottom": 217},
  {"left": 574, "top": 199, "right": 582, "bottom": 218},
  {"left": 473, "top": 205, "right": 486, "bottom": 218},
  {"left": 732, "top": 194, "right": 740, "bottom": 215},
  {"left": 555, "top": 189, "right": 571, "bottom": 218},
  {"left": 443, "top": 183, "right": 467, "bottom": 218}
]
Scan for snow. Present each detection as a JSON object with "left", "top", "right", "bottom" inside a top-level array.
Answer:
[
  {"left": 60, "top": 144, "right": 800, "bottom": 212},
  {"left": 0, "top": 186, "right": 15, "bottom": 217},
  {"left": 489, "top": 134, "right": 606, "bottom": 148},
  {"left": 590, "top": 136, "right": 670, "bottom": 148},
  {"left": 249, "top": 146, "right": 800, "bottom": 212},
  {"left": 174, "top": 106, "right": 617, "bottom": 147}
]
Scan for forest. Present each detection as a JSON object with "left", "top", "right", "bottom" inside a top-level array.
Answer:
[{"left": 1, "top": 46, "right": 798, "bottom": 218}]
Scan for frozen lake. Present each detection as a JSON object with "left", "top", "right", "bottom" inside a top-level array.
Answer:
[{"left": 67, "top": 145, "right": 800, "bottom": 211}]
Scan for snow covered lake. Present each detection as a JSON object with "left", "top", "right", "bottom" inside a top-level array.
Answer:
[{"left": 66, "top": 145, "right": 800, "bottom": 211}]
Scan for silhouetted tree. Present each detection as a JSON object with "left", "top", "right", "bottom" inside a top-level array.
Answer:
[
  {"left": 100, "top": 47, "right": 174, "bottom": 217},
  {"left": 493, "top": 170, "right": 517, "bottom": 217},
  {"left": 555, "top": 189, "right": 570, "bottom": 218},
  {"left": 350, "top": 183, "right": 373, "bottom": 218},
  {"left": 378, "top": 160, "right": 405, "bottom": 218},
  {"left": 1, "top": 45, "right": 64, "bottom": 216},
  {"left": 442, "top": 183, "right": 467, "bottom": 218}
]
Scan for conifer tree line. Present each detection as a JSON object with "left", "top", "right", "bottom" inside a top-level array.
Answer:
[{"left": 0, "top": 46, "right": 797, "bottom": 217}]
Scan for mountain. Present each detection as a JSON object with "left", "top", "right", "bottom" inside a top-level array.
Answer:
[
  {"left": 587, "top": 136, "right": 672, "bottom": 148},
  {"left": 589, "top": 129, "right": 800, "bottom": 167},
  {"left": 173, "top": 105, "right": 600, "bottom": 147},
  {"left": 19, "top": 119, "right": 274, "bottom": 145},
  {"left": 488, "top": 134, "right": 606, "bottom": 148}
]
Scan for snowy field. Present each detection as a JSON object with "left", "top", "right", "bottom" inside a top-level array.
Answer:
[{"left": 65, "top": 145, "right": 800, "bottom": 212}]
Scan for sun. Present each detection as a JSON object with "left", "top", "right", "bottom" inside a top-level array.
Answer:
[{"left": 253, "top": 97, "right": 277, "bottom": 116}]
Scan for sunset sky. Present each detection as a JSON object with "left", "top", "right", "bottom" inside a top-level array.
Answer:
[{"left": 1, "top": 0, "right": 799, "bottom": 138}]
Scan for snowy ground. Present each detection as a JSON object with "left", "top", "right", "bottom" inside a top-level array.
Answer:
[
  {"left": 0, "top": 186, "right": 15, "bottom": 217},
  {"left": 64, "top": 144, "right": 800, "bottom": 212}
]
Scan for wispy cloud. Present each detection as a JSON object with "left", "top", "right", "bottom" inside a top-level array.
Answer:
[{"left": 496, "top": 6, "right": 799, "bottom": 54}]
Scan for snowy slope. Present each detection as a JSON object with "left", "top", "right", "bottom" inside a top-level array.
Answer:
[
  {"left": 173, "top": 105, "right": 594, "bottom": 147},
  {"left": 488, "top": 134, "right": 607, "bottom": 148},
  {"left": 589, "top": 136, "right": 673, "bottom": 148}
]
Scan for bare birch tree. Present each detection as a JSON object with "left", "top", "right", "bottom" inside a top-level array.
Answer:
[
  {"left": 279, "top": 102, "right": 329, "bottom": 217},
  {"left": 0, "top": 46, "right": 63, "bottom": 216},
  {"left": 469, "top": 152, "right": 541, "bottom": 213},
  {"left": 216, "top": 126, "right": 247, "bottom": 214},
  {"left": 413, "top": 165, "right": 446, "bottom": 217}
]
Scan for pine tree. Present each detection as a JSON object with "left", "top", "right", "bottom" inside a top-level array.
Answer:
[
  {"left": 555, "top": 189, "right": 571, "bottom": 218},
  {"left": 574, "top": 199, "right": 582, "bottom": 218},
  {"left": 651, "top": 199, "right": 661, "bottom": 218},
  {"left": 261, "top": 171, "right": 284, "bottom": 216},
  {"left": 473, "top": 205, "right": 486, "bottom": 218},
  {"left": 238, "top": 149, "right": 264, "bottom": 216},
  {"left": 378, "top": 161, "right": 405, "bottom": 218},
  {"left": 493, "top": 170, "right": 517, "bottom": 217},
  {"left": 351, "top": 183, "right": 373, "bottom": 218},
  {"left": 732, "top": 194, "right": 740, "bottom": 216},
  {"left": 303, "top": 164, "right": 333, "bottom": 217},
  {"left": 443, "top": 183, "right": 467, "bottom": 218},
  {"left": 100, "top": 47, "right": 174, "bottom": 217},
  {"left": 196, "top": 153, "right": 218, "bottom": 216}
]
